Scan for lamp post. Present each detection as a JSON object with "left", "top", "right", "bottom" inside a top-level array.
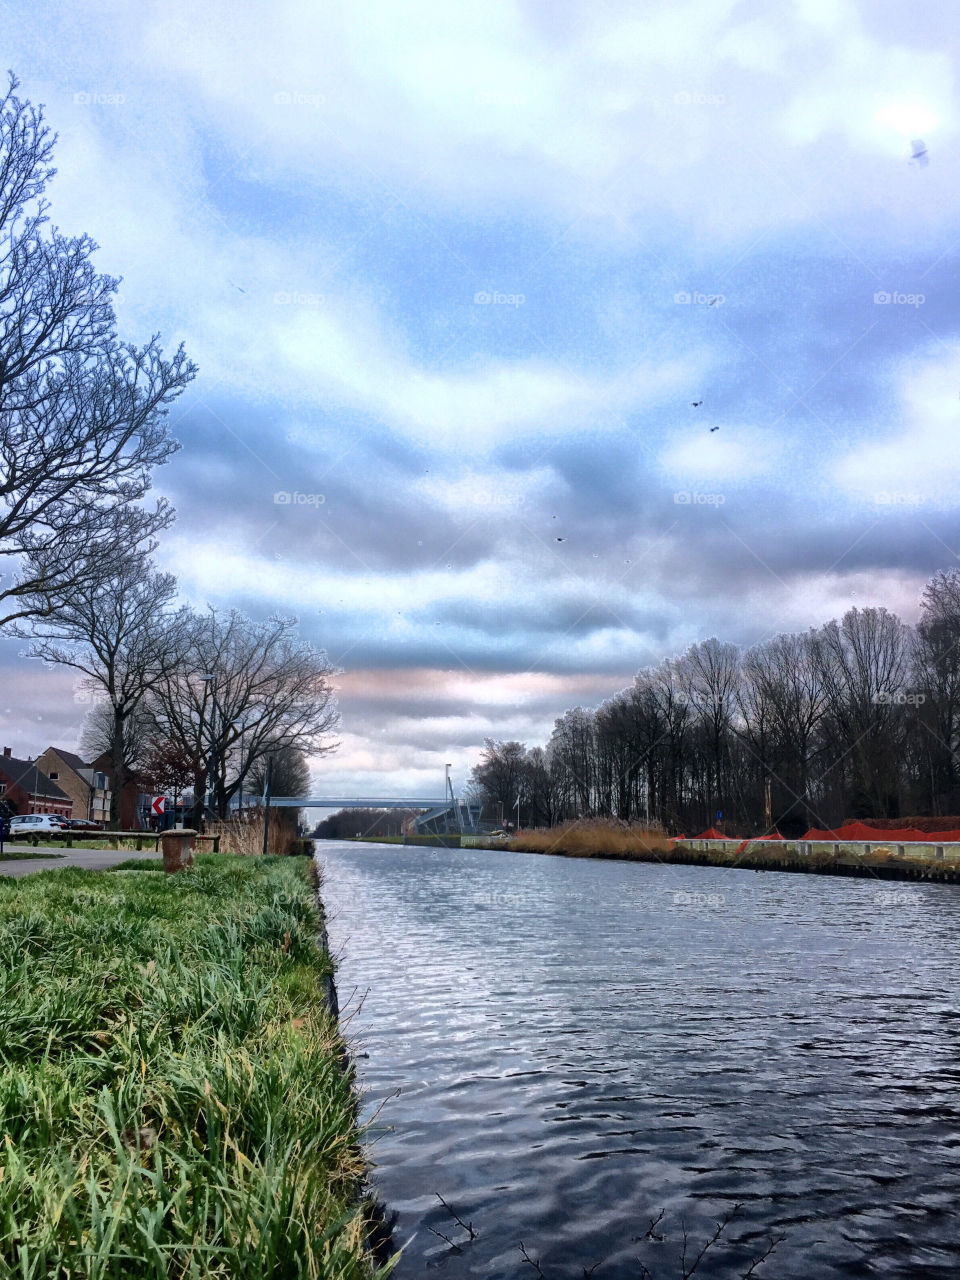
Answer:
[
  {"left": 446, "top": 762, "right": 463, "bottom": 835},
  {"left": 235, "top": 722, "right": 244, "bottom": 819},
  {"left": 194, "top": 673, "right": 215, "bottom": 830}
]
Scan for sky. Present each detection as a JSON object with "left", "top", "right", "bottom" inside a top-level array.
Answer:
[{"left": 2, "top": 0, "right": 960, "bottom": 800}]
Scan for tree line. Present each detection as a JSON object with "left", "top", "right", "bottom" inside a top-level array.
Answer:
[
  {"left": 0, "top": 76, "right": 337, "bottom": 824},
  {"left": 469, "top": 577, "right": 960, "bottom": 837},
  {"left": 313, "top": 808, "right": 418, "bottom": 840}
]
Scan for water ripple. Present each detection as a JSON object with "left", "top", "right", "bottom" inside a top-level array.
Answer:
[{"left": 320, "top": 843, "right": 960, "bottom": 1278}]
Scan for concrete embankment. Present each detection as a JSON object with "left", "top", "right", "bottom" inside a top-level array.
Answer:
[{"left": 639, "top": 837, "right": 960, "bottom": 882}]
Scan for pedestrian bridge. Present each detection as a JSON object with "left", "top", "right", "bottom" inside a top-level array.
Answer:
[{"left": 270, "top": 796, "right": 448, "bottom": 809}]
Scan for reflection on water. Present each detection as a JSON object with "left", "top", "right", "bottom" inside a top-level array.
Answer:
[{"left": 318, "top": 842, "right": 960, "bottom": 1279}]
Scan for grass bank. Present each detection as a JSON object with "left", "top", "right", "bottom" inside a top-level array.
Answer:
[
  {"left": 0, "top": 849, "right": 64, "bottom": 862},
  {"left": 8, "top": 834, "right": 161, "bottom": 852},
  {"left": 0, "top": 853, "right": 395, "bottom": 1279}
]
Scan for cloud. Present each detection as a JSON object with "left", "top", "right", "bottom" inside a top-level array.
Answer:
[
  {"left": 659, "top": 425, "right": 783, "bottom": 485},
  {"left": 5, "top": 0, "right": 960, "bottom": 796},
  {"left": 832, "top": 345, "right": 960, "bottom": 504}
]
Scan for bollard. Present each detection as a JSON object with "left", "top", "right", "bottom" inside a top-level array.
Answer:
[{"left": 160, "top": 827, "right": 198, "bottom": 875}]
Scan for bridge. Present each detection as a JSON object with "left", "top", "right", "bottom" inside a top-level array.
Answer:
[
  {"left": 266, "top": 794, "right": 486, "bottom": 836},
  {"left": 269, "top": 796, "right": 448, "bottom": 809}
]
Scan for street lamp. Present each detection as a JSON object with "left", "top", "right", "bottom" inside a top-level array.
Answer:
[
  {"left": 194, "top": 673, "right": 215, "bottom": 829},
  {"left": 233, "top": 720, "right": 245, "bottom": 818}
]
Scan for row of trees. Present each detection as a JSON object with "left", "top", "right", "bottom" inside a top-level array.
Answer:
[
  {"left": 48, "top": 598, "right": 335, "bottom": 825},
  {"left": 313, "top": 808, "right": 417, "bottom": 840},
  {"left": 469, "top": 575, "right": 960, "bottom": 837},
  {"left": 0, "top": 76, "right": 337, "bottom": 824}
]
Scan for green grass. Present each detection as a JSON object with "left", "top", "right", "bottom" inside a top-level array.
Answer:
[
  {"left": 0, "top": 854, "right": 396, "bottom": 1279},
  {"left": 7, "top": 836, "right": 159, "bottom": 852},
  {"left": 105, "top": 858, "right": 164, "bottom": 872}
]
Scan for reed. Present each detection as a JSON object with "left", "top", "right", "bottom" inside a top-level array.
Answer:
[{"left": 510, "top": 818, "right": 674, "bottom": 859}]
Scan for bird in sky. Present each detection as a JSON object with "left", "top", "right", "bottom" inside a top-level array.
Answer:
[
  {"left": 227, "top": 280, "right": 247, "bottom": 293},
  {"left": 710, "top": 426, "right": 720, "bottom": 432},
  {"left": 910, "top": 139, "right": 928, "bottom": 167},
  {"left": 692, "top": 400, "right": 703, "bottom": 407},
  {"left": 556, "top": 537, "right": 565, "bottom": 542}
]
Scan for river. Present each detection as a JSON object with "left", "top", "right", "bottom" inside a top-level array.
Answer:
[{"left": 317, "top": 841, "right": 960, "bottom": 1278}]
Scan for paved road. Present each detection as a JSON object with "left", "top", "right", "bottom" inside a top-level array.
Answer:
[{"left": 0, "top": 846, "right": 161, "bottom": 878}]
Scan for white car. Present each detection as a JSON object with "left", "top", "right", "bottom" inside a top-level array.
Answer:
[{"left": 9, "top": 814, "right": 68, "bottom": 835}]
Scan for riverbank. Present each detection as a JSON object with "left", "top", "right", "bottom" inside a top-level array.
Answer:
[
  {"left": 510, "top": 825, "right": 960, "bottom": 882},
  {"left": 0, "top": 853, "right": 394, "bottom": 1277}
]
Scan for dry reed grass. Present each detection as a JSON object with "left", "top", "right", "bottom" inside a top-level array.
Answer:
[{"left": 509, "top": 818, "right": 674, "bottom": 859}]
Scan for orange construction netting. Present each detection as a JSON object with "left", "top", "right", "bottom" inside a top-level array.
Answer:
[{"left": 799, "top": 820, "right": 960, "bottom": 843}]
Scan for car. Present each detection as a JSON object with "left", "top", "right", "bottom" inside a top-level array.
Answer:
[
  {"left": 61, "top": 818, "right": 101, "bottom": 830},
  {"left": 9, "top": 814, "right": 70, "bottom": 835}
]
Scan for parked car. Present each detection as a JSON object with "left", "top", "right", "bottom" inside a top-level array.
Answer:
[
  {"left": 62, "top": 818, "right": 101, "bottom": 830},
  {"left": 9, "top": 814, "right": 69, "bottom": 835}
]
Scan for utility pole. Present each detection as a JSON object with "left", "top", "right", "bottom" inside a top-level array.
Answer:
[{"left": 261, "top": 755, "right": 274, "bottom": 856}]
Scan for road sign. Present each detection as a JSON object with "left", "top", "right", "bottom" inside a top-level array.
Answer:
[{"left": 151, "top": 796, "right": 165, "bottom": 817}]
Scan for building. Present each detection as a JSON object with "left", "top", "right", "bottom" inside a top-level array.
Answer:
[
  {"left": 0, "top": 747, "right": 73, "bottom": 819},
  {"left": 34, "top": 747, "right": 111, "bottom": 825},
  {"left": 89, "top": 753, "right": 152, "bottom": 828}
]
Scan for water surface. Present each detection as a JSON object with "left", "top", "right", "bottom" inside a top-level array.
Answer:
[{"left": 318, "top": 842, "right": 960, "bottom": 1278}]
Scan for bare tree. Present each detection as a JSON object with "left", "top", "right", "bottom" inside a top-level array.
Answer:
[
  {"left": 0, "top": 75, "right": 196, "bottom": 630},
  {"left": 470, "top": 739, "right": 528, "bottom": 821},
  {"left": 79, "top": 697, "right": 153, "bottom": 773},
  {"left": 814, "top": 608, "right": 910, "bottom": 817},
  {"left": 248, "top": 743, "right": 310, "bottom": 800},
  {"left": 739, "top": 631, "right": 827, "bottom": 832},
  {"left": 150, "top": 609, "right": 339, "bottom": 821},
  {"left": 683, "top": 638, "right": 740, "bottom": 823},
  {"left": 913, "top": 570, "right": 960, "bottom": 813},
  {"left": 29, "top": 538, "right": 193, "bottom": 823}
]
